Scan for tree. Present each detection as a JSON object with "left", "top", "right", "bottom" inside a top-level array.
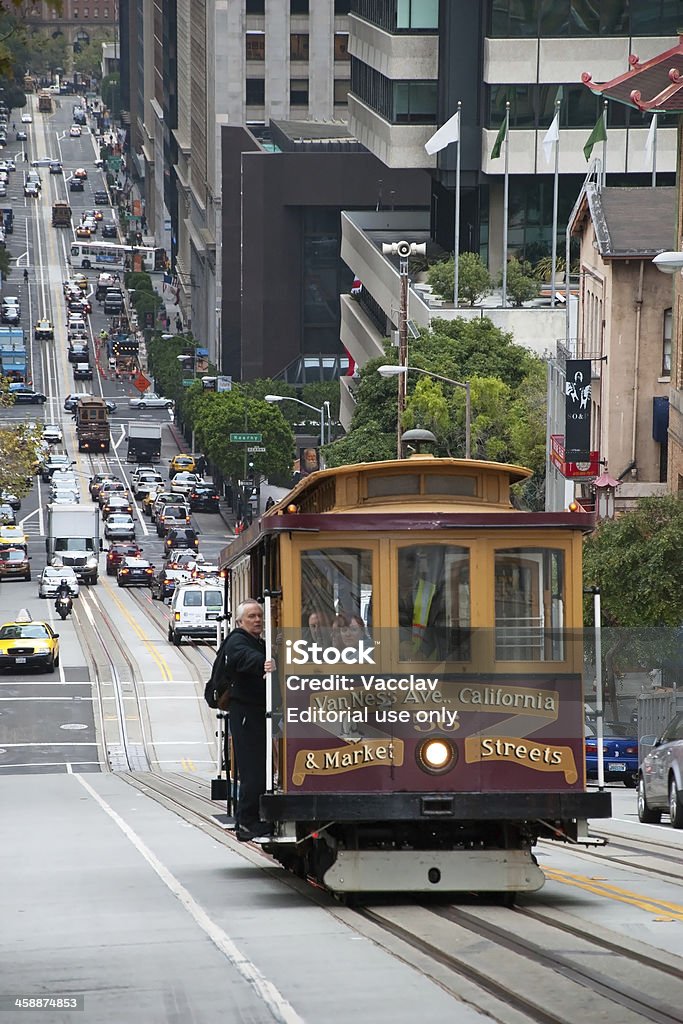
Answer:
[
  {"left": 101, "top": 73, "right": 120, "bottom": 116},
  {"left": 428, "top": 253, "right": 493, "bottom": 306},
  {"left": 191, "top": 390, "right": 294, "bottom": 481},
  {"left": 583, "top": 496, "right": 683, "bottom": 628},
  {"left": 503, "top": 257, "right": 538, "bottom": 306},
  {"left": 0, "top": 2, "right": 61, "bottom": 77},
  {"left": 0, "top": 407, "right": 42, "bottom": 498},
  {"left": 73, "top": 29, "right": 115, "bottom": 81},
  {"left": 324, "top": 422, "right": 396, "bottom": 467},
  {"left": 0, "top": 246, "right": 11, "bottom": 282}
]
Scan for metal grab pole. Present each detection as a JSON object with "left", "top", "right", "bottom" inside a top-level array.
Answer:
[
  {"left": 464, "top": 381, "right": 471, "bottom": 459},
  {"left": 264, "top": 595, "right": 273, "bottom": 793},
  {"left": 594, "top": 589, "right": 604, "bottom": 792}
]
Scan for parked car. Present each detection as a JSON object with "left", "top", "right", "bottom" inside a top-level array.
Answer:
[
  {"left": 129, "top": 392, "right": 174, "bottom": 410},
  {"left": 638, "top": 712, "right": 683, "bottom": 827},
  {"left": 105, "top": 541, "right": 142, "bottom": 576},
  {"left": 0, "top": 504, "right": 16, "bottom": 524},
  {"left": 585, "top": 722, "right": 638, "bottom": 788},
  {"left": 188, "top": 484, "right": 221, "bottom": 513},
  {"left": 117, "top": 557, "right": 154, "bottom": 588},
  {"left": 1, "top": 490, "right": 21, "bottom": 511},
  {"left": 104, "top": 513, "right": 136, "bottom": 540},
  {"left": 38, "top": 565, "right": 80, "bottom": 598}
]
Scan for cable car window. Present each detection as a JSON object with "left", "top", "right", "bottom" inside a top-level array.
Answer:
[
  {"left": 494, "top": 548, "right": 564, "bottom": 661},
  {"left": 300, "top": 548, "right": 373, "bottom": 633},
  {"left": 397, "top": 545, "right": 470, "bottom": 661},
  {"left": 366, "top": 474, "right": 419, "bottom": 497},
  {"left": 423, "top": 474, "right": 476, "bottom": 496}
]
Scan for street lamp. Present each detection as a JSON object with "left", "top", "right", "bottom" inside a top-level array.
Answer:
[
  {"left": 265, "top": 394, "right": 326, "bottom": 448},
  {"left": 378, "top": 364, "right": 471, "bottom": 459}
]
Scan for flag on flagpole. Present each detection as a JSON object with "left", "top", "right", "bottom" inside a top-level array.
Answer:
[
  {"left": 543, "top": 111, "right": 560, "bottom": 166},
  {"left": 583, "top": 114, "right": 607, "bottom": 162},
  {"left": 424, "top": 109, "right": 460, "bottom": 155},
  {"left": 490, "top": 116, "right": 507, "bottom": 159},
  {"left": 644, "top": 114, "right": 657, "bottom": 169}
]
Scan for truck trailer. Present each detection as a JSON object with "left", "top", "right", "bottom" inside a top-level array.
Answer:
[
  {"left": 46, "top": 504, "right": 101, "bottom": 585},
  {"left": 38, "top": 90, "right": 53, "bottom": 113},
  {"left": 52, "top": 201, "right": 72, "bottom": 227},
  {"left": 127, "top": 422, "right": 162, "bottom": 463}
]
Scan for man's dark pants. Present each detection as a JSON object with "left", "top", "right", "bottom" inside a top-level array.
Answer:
[{"left": 229, "top": 702, "right": 266, "bottom": 832}]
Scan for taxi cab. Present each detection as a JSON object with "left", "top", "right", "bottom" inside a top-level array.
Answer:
[
  {"left": 0, "top": 610, "right": 60, "bottom": 673},
  {"left": 169, "top": 454, "right": 196, "bottom": 478},
  {"left": 0, "top": 524, "right": 28, "bottom": 549},
  {"left": 34, "top": 318, "right": 54, "bottom": 341},
  {"left": 75, "top": 224, "right": 91, "bottom": 239}
]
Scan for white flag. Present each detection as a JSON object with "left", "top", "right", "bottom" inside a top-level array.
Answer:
[
  {"left": 644, "top": 114, "right": 657, "bottom": 169},
  {"left": 543, "top": 111, "right": 560, "bottom": 166},
  {"left": 424, "top": 110, "right": 460, "bottom": 156}
]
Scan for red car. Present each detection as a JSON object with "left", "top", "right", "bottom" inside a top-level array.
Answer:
[{"left": 106, "top": 541, "right": 142, "bottom": 576}]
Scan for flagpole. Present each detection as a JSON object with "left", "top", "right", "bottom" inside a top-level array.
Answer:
[
  {"left": 652, "top": 113, "right": 657, "bottom": 187},
  {"left": 502, "top": 101, "right": 510, "bottom": 308},
  {"left": 601, "top": 100, "right": 608, "bottom": 188},
  {"left": 453, "top": 100, "right": 462, "bottom": 310},
  {"left": 550, "top": 97, "right": 560, "bottom": 309}
]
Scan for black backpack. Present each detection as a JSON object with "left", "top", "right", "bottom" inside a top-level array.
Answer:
[{"left": 204, "top": 634, "right": 232, "bottom": 710}]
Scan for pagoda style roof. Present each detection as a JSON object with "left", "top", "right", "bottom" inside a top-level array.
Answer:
[{"left": 582, "top": 36, "right": 683, "bottom": 112}]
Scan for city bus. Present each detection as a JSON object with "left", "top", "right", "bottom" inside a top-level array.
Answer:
[{"left": 69, "top": 241, "right": 166, "bottom": 273}]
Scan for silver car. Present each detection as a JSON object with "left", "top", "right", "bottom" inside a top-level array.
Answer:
[
  {"left": 104, "top": 513, "right": 136, "bottom": 540},
  {"left": 638, "top": 712, "right": 683, "bottom": 828},
  {"left": 39, "top": 565, "right": 80, "bottom": 598}
]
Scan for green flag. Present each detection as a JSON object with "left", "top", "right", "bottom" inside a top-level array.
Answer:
[
  {"left": 490, "top": 116, "right": 507, "bottom": 160},
  {"left": 583, "top": 114, "right": 607, "bottom": 162}
]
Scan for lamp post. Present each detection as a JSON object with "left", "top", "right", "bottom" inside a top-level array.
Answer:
[
  {"left": 264, "top": 394, "right": 326, "bottom": 448},
  {"left": 378, "top": 364, "right": 471, "bottom": 459},
  {"left": 380, "top": 240, "right": 427, "bottom": 457}
]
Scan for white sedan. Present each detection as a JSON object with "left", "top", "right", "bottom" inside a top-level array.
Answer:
[
  {"left": 21, "top": 113, "right": 33, "bottom": 124},
  {"left": 39, "top": 566, "right": 80, "bottom": 598},
  {"left": 104, "top": 514, "right": 136, "bottom": 540},
  {"left": 129, "top": 392, "right": 174, "bottom": 410},
  {"left": 42, "top": 423, "right": 63, "bottom": 444},
  {"left": 170, "top": 472, "right": 202, "bottom": 497},
  {"left": 69, "top": 125, "right": 82, "bottom": 137}
]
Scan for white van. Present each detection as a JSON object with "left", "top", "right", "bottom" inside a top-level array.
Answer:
[{"left": 168, "top": 580, "right": 223, "bottom": 645}]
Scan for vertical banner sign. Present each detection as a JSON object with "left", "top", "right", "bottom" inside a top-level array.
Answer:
[{"left": 564, "top": 359, "right": 592, "bottom": 462}]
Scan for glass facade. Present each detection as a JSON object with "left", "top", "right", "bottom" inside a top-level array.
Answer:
[
  {"left": 351, "top": 57, "right": 437, "bottom": 123},
  {"left": 487, "top": 84, "right": 639, "bottom": 129},
  {"left": 351, "top": 0, "right": 438, "bottom": 32},
  {"left": 302, "top": 208, "right": 355, "bottom": 355},
  {"left": 490, "top": 0, "right": 682, "bottom": 37}
]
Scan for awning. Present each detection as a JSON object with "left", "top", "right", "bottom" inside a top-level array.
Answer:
[
  {"left": 2, "top": 361, "right": 26, "bottom": 371},
  {"left": 196, "top": 347, "right": 208, "bottom": 356}
]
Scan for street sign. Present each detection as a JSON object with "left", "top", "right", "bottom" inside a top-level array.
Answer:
[
  {"left": 230, "top": 432, "right": 262, "bottom": 443},
  {"left": 182, "top": 378, "right": 195, "bottom": 388},
  {"left": 247, "top": 445, "right": 266, "bottom": 453},
  {"left": 217, "top": 375, "right": 232, "bottom": 392}
]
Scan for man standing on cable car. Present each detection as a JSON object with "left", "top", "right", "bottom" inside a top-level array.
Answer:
[{"left": 223, "top": 600, "right": 275, "bottom": 842}]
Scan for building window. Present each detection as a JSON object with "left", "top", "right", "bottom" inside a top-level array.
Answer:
[
  {"left": 84, "top": 8, "right": 89, "bottom": 16},
  {"left": 246, "top": 0, "right": 265, "bottom": 13},
  {"left": 335, "top": 0, "right": 351, "bottom": 12},
  {"left": 350, "top": 57, "right": 436, "bottom": 123},
  {"left": 334, "top": 79, "right": 349, "bottom": 104},
  {"left": 291, "top": 0, "right": 309, "bottom": 12},
  {"left": 290, "top": 79, "right": 309, "bottom": 105},
  {"left": 352, "top": 0, "right": 437, "bottom": 31},
  {"left": 246, "top": 78, "right": 265, "bottom": 105},
  {"left": 290, "top": 33, "right": 309, "bottom": 60},
  {"left": 104, "top": 7, "right": 109, "bottom": 15},
  {"left": 246, "top": 32, "right": 265, "bottom": 61},
  {"left": 396, "top": 0, "right": 438, "bottom": 28},
  {"left": 334, "top": 32, "right": 349, "bottom": 60},
  {"left": 488, "top": 83, "right": 635, "bottom": 129},
  {"left": 663, "top": 308, "right": 672, "bottom": 376}
]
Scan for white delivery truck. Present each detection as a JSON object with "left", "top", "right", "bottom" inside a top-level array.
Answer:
[
  {"left": 127, "top": 422, "right": 162, "bottom": 463},
  {"left": 46, "top": 504, "right": 101, "bottom": 585}
]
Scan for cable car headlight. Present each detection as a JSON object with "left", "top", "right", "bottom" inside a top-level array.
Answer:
[{"left": 417, "top": 738, "right": 456, "bottom": 774}]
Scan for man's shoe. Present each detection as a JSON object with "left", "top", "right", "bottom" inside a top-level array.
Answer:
[{"left": 235, "top": 827, "right": 271, "bottom": 843}]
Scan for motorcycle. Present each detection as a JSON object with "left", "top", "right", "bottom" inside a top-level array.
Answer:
[{"left": 55, "top": 594, "right": 73, "bottom": 620}]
